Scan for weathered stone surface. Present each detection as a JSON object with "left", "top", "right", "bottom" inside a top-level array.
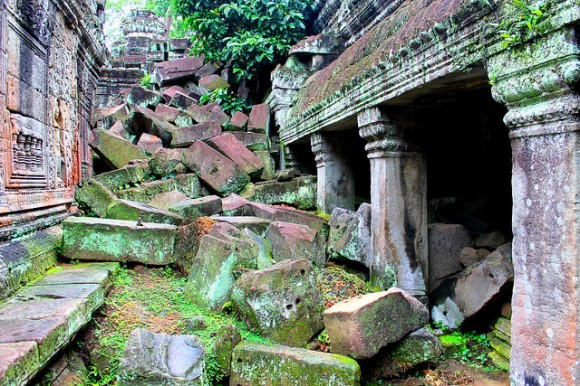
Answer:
[
  {"left": 363, "top": 328, "right": 443, "bottom": 379},
  {"left": 213, "top": 216, "right": 271, "bottom": 236},
  {"left": 229, "top": 132, "right": 269, "bottom": 151},
  {"left": 212, "top": 324, "right": 241, "bottom": 378},
  {"left": 106, "top": 199, "right": 184, "bottom": 225},
  {"left": 162, "top": 86, "right": 194, "bottom": 102},
  {"left": 62, "top": 217, "right": 177, "bottom": 265},
  {"left": 327, "top": 204, "right": 372, "bottom": 267},
  {"left": 170, "top": 121, "right": 221, "bottom": 148},
  {"left": 227, "top": 112, "right": 249, "bottom": 131},
  {"left": 428, "top": 223, "right": 473, "bottom": 292},
  {"left": 324, "top": 288, "right": 429, "bottom": 359},
  {"left": 198, "top": 75, "right": 230, "bottom": 92},
  {"left": 148, "top": 190, "right": 191, "bottom": 210},
  {"left": 267, "top": 221, "right": 326, "bottom": 268},
  {"left": 186, "top": 104, "right": 213, "bottom": 124},
  {"left": 124, "top": 85, "right": 164, "bottom": 108},
  {"left": 231, "top": 342, "right": 360, "bottom": 386},
  {"left": 185, "top": 224, "right": 258, "bottom": 311},
  {"left": 100, "top": 104, "right": 129, "bottom": 129},
  {"left": 137, "top": 133, "right": 163, "bottom": 153},
  {"left": 149, "top": 148, "right": 186, "bottom": 176},
  {"left": 248, "top": 104, "right": 270, "bottom": 134},
  {"left": 454, "top": 243, "right": 513, "bottom": 318},
  {"left": 276, "top": 168, "right": 300, "bottom": 181},
  {"left": 431, "top": 296, "right": 464, "bottom": 330},
  {"left": 155, "top": 104, "right": 182, "bottom": 123},
  {"left": 182, "top": 141, "right": 250, "bottom": 196},
  {"left": 128, "top": 106, "right": 178, "bottom": 146},
  {"left": 209, "top": 106, "right": 230, "bottom": 126},
  {"left": 91, "top": 128, "right": 150, "bottom": 169},
  {"left": 208, "top": 134, "right": 264, "bottom": 177},
  {"left": 154, "top": 56, "right": 205, "bottom": 86},
  {"left": 169, "top": 196, "right": 223, "bottom": 222},
  {"left": 250, "top": 176, "right": 317, "bottom": 210},
  {"left": 117, "top": 329, "right": 204, "bottom": 385},
  {"left": 75, "top": 179, "right": 117, "bottom": 218},
  {"left": 0, "top": 263, "right": 117, "bottom": 386},
  {"left": 254, "top": 150, "right": 276, "bottom": 181},
  {"left": 475, "top": 231, "right": 509, "bottom": 251},
  {"left": 458, "top": 247, "right": 490, "bottom": 268},
  {"left": 170, "top": 92, "right": 198, "bottom": 111},
  {"left": 115, "top": 174, "right": 202, "bottom": 203},
  {"left": 94, "top": 162, "right": 151, "bottom": 190},
  {"left": 109, "top": 120, "right": 133, "bottom": 140},
  {"left": 232, "top": 259, "right": 324, "bottom": 346}
]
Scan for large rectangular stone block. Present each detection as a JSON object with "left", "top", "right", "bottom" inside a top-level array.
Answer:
[
  {"left": 182, "top": 141, "right": 250, "bottom": 196},
  {"left": 231, "top": 342, "right": 360, "bottom": 386},
  {"left": 62, "top": 217, "right": 177, "bottom": 265}
]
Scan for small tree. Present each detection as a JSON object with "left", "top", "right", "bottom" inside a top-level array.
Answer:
[{"left": 171, "top": 0, "right": 311, "bottom": 81}]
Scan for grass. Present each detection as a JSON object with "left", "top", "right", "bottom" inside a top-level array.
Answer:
[{"left": 78, "top": 265, "right": 269, "bottom": 385}]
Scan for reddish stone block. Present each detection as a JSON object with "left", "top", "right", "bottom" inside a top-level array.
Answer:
[
  {"left": 186, "top": 104, "right": 213, "bottom": 124},
  {"left": 248, "top": 104, "right": 270, "bottom": 134},
  {"left": 182, "top": 141, "right": 250, "bottom": 196},
  {"left": 208, "top": 134, "right": 264, "bottom": 177},
  {"left": 323, "top": 289, "right": 429, "bottom": 359},
  {"left": 199, "top": 75, "right": 230, "bottom": 92},
  {"left": 170, "top": 92, "right": 198, "bottom": 110},
  {"left": 170, "top": 121, "right": 222, "bottom": 148},
  {"left": 228, "top": 112, "right": 249, "bottom": 130},
  {"left": 161, "top": 86, "right": 192, "bottom": 103},
  {"left": 124, "top": 86, "right": 164, "bottom": 108},
  {"left": 155, "top": 104, "right": 181, "bottom": 122},
  {"left": 137, "top": 133, "right": 163, "bottom": 154},
  {"left": 267, "top": 221, "right": 325, "bottom": 268},
  {"left": 155, "top": 56, "right": 205, "bottom": 86}
]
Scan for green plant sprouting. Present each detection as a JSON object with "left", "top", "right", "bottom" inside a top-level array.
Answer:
[
  {"left": 498, "top": 0, "right": 548, "bottom": 49},
  {"left": 199, "top": 87, "right": 248, "bottom": 115}
]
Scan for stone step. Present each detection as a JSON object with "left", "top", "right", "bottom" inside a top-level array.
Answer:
[{"left": 0, "top": 262, "right": 119, "bottom": 386}]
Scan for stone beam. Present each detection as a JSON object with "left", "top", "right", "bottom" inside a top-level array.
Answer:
[
  {"left": 310, "top": 132, "right": 355, "bottom": 213},
  {"left": 489, "top": 27, "right": 579, "bottom": 386},
  {"left": 358, "top": 107, "right": 427, "bottom": 298}
]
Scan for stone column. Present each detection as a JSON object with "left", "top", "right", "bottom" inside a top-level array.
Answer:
[
  {"left": 310, "top": 132, "right": 355, "bottom": 213},
  {"left": 489, "top": 27, "right": 579, "bottom": 386},
  {"left": 357, "top": 107, "right": 427, "bottom": 298}
]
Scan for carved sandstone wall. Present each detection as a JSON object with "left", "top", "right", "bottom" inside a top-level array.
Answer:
[{"left": 0, "top": 0, "right": 106, "bottom": 297}]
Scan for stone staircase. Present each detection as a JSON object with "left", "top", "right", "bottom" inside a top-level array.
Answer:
[{"left": 0, "top": 262, "right": 118, "bottom": 386}]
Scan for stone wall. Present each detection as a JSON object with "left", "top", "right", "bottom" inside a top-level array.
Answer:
[{"left": 0, "top": 0, "right": 106, "bottom": 298}]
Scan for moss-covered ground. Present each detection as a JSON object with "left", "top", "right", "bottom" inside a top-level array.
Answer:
[
  {"left": 76, "top": 265, "right": 269, "bottom": 385},
  {"left": 72, "top": 263, "right": 508, "bottom": 386}
]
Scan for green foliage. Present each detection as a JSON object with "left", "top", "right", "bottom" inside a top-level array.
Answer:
[
  {"left": 171, "top": 0, "right": 310, "bottom": 81},
  {"left": 140, "top": 73, "right": 153, "bottom": 89},
  {"left": 199, "top": 87, "right": 248, "bottom": 115},
  {"left": 498, "top": 0, "right": 548, "bottom": 48}
]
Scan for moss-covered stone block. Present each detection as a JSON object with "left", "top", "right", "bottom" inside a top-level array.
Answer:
[
  {"left": 185, "top": 223, "right": 259, "bottom": 311},
  {"left": 106, "top": 199, "right": 183, "bottom": 225},
  {"left": 62, "top": 217, "right": 177, "bottom": 265},
  {"left": 323, "top": 288, "right": 429, "bottom": 359},
  {"left": 232, "top": 259, "right": 324, "bottom": 347},
  {"left": 231, "top": 342, "right": 360, "bottom": 386},
  {"left": 75, "top": 179, "right": 117, "bottom": 218},
  {"left": 91, "top": 128, "right": 150, "bottom": 169},
  {"left": 0, "top": 226, "right": 62, "bottom": 301},
  {"left": 251, "top": 176, "right": 317, "bottom": 210},
  {"left": 363, "top": 328, "right": 443, "bottom": 379},
  {"left": 93, "top": 162, "right": 150, "bottom": 191},
  {"left": 115, "top": 174, "right": 201, "bottom": 203}
]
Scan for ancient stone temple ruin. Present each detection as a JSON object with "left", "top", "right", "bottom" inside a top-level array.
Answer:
[
  {"left": 96, "top": 9, "right": 190, "bottom": 108},
  {"left": 0, "top": 0, "right": 578, "bottom": 385},
  {"left": 0, "top": 0, "right": 106, "bottom": 287}
]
